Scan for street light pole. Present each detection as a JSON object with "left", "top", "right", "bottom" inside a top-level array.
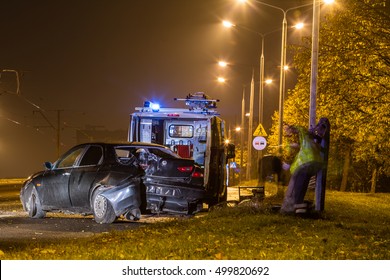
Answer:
[
  {"left": 259, "top": 35, "right": 264, "bottom": 126},
  {"left": 240, "top": 87, "right": 245, "bottom": 183},
  {"left": 309, "top": 0, "right": 321, "bottom": 129},
  {"left": 246, "top": 70, "right": 255, "bottom": 180},
  {"left": 258, "top": 35, "right": 265, "bottom": 178},
  {"left": 222, "top": 22, "right": 266, "bottom": 129},
  {"left": 251, "top": 1, "right": 313, "bottom": 150},
  {"left": 278, "top": 12, "right": 287, "bottom": 151}
]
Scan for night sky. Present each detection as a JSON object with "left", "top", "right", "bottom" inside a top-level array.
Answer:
[{"left": 0, "top": 0, "right": 312, "bottom": 177}]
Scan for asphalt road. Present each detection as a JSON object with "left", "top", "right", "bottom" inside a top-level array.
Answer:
[
  {"left": 0, "top": 181, "right": 245, "bottom": 249},
  {"left": 0, "top": 183, "right": 176, "bottom": 248}
]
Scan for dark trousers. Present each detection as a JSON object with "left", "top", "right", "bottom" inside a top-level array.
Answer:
[{"left": 281, "top": 162, "right": 322, "bottom": 213}]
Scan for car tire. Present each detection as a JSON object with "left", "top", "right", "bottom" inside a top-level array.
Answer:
[
  {"left": 92, "top": 191, "right": 117, "bottom": 224},
  {"left": 28, "top": 191, "right": 46, "bottom": 219}
]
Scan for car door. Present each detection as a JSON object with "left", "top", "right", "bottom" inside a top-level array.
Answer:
[
  {"left": 68, "top": 145, "right": 103, "bottom": 208},
  {"left": 40, "top": 146, "right": 85, "bottom": 208},
  {"left": 193, "top": 120, "right": 208, "bottom": 166}
]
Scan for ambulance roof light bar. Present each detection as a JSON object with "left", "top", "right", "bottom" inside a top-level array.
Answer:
[
  {"left": 134, "top": 93, "right": 220, "bottom": 115},
  {"left": 143, "top": 101, "right": 160, "bottom": 112},
  {"left": 174, "top": 92, "right": 219, "bottom": 111}
]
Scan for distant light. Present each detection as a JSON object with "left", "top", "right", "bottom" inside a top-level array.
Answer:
[
  {"left": 151, "top": 103, "right": 160, "bottom": 112},
  {"left": 283, "top": 65, "right": 289, "bottom": 71},
  {"left": 217, "top": 77, "right": 226, "bottom": 83},
  {"left": 224, "top": 139, "right": 230, "bottom": 144},
  {"left": 324, "top": 0, "right": 334, "bottom": 4},
  {"left": 245, "top": 113, "right": 250, "bottom": 117},
  {"left": 294, "top": 22, "right": 304, "bottom": 30},
  {"left": 222, "top": 20, "right": 234, "bottom": 28},
  {"left": 237, "top": 0, "right": 247, "bottom": 3},
  {"left": 218, "top": 61, "right": 228, "bottom": 67},
  {"left": 235, "top": 127, "right": 241, "bottom": 132},
  {"left": 265, "top": 79, "right": 273, "bottom": 84}
]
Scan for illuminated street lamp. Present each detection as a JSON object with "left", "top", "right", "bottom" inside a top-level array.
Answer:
[
  {"left": 217, "top": 55, "right": 274, "bottom": 181},
  {"left": 216, "top": 54, "right": 256, "bottom": 179},
  {"left": 218, "top": 60, "right": 228, "bottom": 67},
  {"left": 222, "top": 20, "right": 267, "bottom": 127},
  {"left": 324, "top": 0, "right": 335, "bottom": 4},
  {"left": 240, "top": 0, "right": 334, "bottom": 132},
  {"left": 294, "top": 22, "right": 305, "bottom": 30},
  {"left": 217, "top": 76, "right": 226, "bottom": 83},
  {"left": 222, "top": 20, "right": 234, "bottom": 28},
  {"left": 224, "top": 16, "right": 307, "bottom": 155},
  {"left": 222, "top": 22, "right": 268, "bottom": 180},
  {"left": 265, "top": 79, "right": 273, "bottom": 85},
  {"left": 238, "top": 0, "right": 314, "bottom": 151}
]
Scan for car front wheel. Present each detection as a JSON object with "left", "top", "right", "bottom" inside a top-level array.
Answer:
[{"left": 92, "top": 191, "right": 117, "bottom": 224}]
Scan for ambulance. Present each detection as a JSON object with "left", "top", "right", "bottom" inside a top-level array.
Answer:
[{"left": 128, "top": 92, "right": 235, "bottom": 207}]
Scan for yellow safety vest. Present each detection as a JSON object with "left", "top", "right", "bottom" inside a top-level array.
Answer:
[{"left": 290, "top": 126, "right": 322, "bottom": 174}]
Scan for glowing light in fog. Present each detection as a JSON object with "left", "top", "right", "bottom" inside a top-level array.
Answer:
[{"left": 151, "top": 103, "right": 160, "bottom": 112}]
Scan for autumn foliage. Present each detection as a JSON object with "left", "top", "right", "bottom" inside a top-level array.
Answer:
[{"left": 268, "top": 0, "right": 390, "bottom": 192}]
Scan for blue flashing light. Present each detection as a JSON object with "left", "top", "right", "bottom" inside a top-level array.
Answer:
[
  {"left": 151, "top": 103, "right": 160, "bottom": 112},
  {"left": 144, "top": 101, "right": 160, "bottom": 112}
]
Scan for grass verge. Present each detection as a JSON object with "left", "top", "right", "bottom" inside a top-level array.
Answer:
[{"left": 1, "top": 188, "right": 389, "bottom": 260}]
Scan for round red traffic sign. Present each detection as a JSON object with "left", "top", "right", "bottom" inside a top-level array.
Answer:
[{"left": 253, "top": 136, "right": 267, "bottom": 150}]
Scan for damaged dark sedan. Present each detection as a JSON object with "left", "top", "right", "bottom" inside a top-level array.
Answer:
[{"left": 20, "top": 142, "right": 205, "bottom": 224}]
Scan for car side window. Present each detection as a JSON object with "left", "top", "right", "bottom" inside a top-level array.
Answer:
[
  {"left": 79, "top": 146, "right": 103, "bottom": 166},
  {"left": 115, "top": 148, "right": 136, "bottom": 165},
  {"left": 57, "top": 147, "right": 84, "bottom": 169}
]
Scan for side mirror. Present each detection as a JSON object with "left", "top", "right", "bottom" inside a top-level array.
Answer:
[
  {"left": 226, "top": 143, "right": 235, "bottom": 159},
  {"left": 44, "top": 162, "right": 53, "bottom": 170}
]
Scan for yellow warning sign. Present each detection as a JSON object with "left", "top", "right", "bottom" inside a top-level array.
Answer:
[{"left": 253, "top": 123, "right": 267, "bottom": 137}]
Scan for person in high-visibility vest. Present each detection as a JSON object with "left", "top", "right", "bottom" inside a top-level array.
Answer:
[{"left": 280, "top": 124, "right": 324, "bottom": 214}]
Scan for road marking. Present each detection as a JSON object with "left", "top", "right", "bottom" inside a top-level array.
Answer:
[{"left": 0, "top": 214, "right": 14, "bottom": 218}]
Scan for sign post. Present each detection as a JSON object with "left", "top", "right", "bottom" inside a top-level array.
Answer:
[{"left": 253, "top": 124, "right": 268, "bottom": 186}]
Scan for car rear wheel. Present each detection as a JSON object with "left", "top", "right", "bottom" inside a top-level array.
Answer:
[
  {"left": 28, "top": 191, "right": 46, "bottom": 219},
  {"left": 92, "top": 191, "right": 117, "bottom": 224}
]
